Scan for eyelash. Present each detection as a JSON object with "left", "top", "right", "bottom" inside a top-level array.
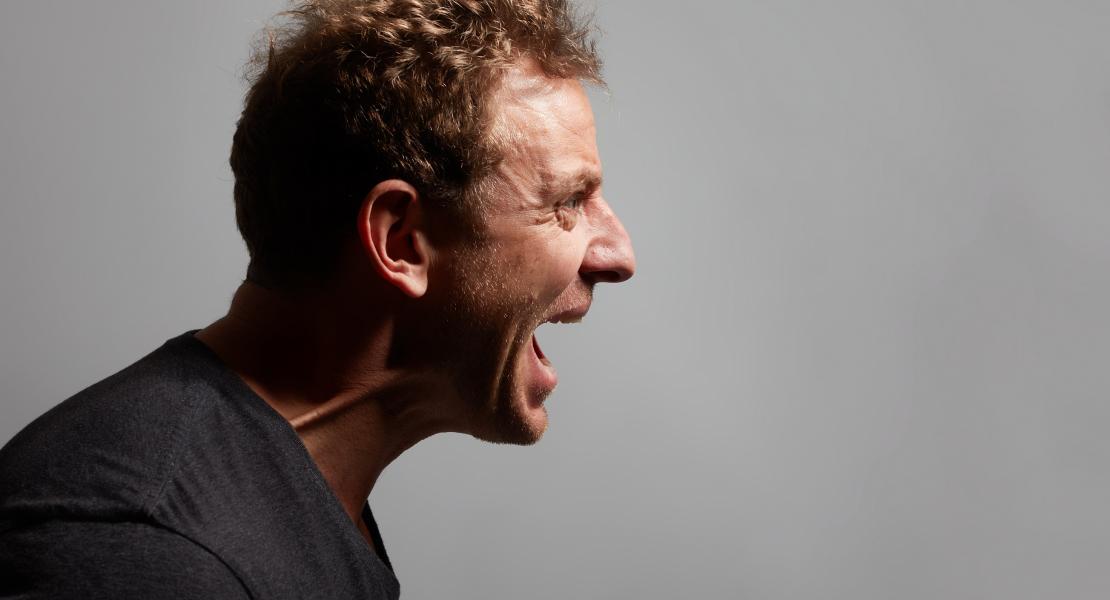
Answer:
[
  {"left": 556, "top": 193, "right": 586, "bottom": 230},
  {"left": 562, "top": 192, "right": 586, "bottom": 211}
]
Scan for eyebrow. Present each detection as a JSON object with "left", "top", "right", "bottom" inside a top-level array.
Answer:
[{"left": 543, "top": 169, "right": 603, "bottom": 199}]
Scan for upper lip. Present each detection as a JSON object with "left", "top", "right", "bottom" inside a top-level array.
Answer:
[{"left": 544, "top": 305, "right": 590, "bottom": 324}]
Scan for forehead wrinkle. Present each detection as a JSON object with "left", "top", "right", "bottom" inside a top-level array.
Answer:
[
  {"left": 508, "top": 86, "right": 596, "bottom": 150},
  {"left": 498, "top": 98, "right": 601, "bottom": 200},
  {"left": 493, "top": 68, "right": 594, "bottom": 148},
  {"left": 485, "top": 61, "right": 600, "bottom": 210},
  {"left": 488, "top": 102, "right": 561, "bottom": 207},
  {"left": 483, "top": 139, "right": 550, "bottom": 218}
]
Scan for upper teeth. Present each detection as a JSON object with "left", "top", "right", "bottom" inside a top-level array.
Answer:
[{"left": 547, "top": 315, "right": 579, "bottom": 324}]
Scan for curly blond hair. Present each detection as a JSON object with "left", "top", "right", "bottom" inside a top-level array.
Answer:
[{"left": 230, "top": 0, "right": 603, "bottom": 287}]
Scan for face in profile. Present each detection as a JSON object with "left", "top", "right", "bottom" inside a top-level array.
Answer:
[{"left": 424, "top": 62, "right": 636, "bottom": 445}]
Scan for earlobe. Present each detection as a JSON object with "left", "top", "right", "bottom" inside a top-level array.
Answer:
[{"left": 357, "top": 180, "right": 431, "bottom": 298}]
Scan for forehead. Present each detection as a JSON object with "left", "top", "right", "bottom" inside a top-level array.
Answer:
[{"left": 486, "top": 61, "right": 601, "bottom": 202}]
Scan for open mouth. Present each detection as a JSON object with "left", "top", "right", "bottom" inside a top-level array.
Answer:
[{"left": 525, "top": 307, "right": 588, "bottom": 400}]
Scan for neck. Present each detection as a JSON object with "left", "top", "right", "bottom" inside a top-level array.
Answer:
[{"left": 195, "top": 281, "right": 457, "bottom": 531}]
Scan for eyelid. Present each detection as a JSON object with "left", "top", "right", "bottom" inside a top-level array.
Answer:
[
  {"left": 562, "top": 190, "right": 590, "bottom": 210},
  {"left": 556, "top": 192, "right": 587, "bottom": 230}
]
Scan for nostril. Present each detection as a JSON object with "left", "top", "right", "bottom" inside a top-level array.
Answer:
[
  {"left": 585, "top": 270, "right": 626, "bottom": 284},
  {"left": 582, "top": 257, "right": 634, "bottom": 284},
  {"left": 612, "top": 264, "right": 635, "bottom": 284},
  {"left": 580, "top": 242, "right": 636, "bottom": 284}
]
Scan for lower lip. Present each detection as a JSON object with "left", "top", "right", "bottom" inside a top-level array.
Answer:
[{"left": 528, "top": 333, "right": 558, "bottom": 400}]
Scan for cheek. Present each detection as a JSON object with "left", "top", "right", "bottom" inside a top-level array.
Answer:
[
  {"left": 482, "top": 230, "right": 587, "bottom": 305},
  {"left": 531, "top": 239, "right": 586, "bottom": 297}
]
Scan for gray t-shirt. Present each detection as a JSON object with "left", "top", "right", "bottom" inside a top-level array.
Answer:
[{"left": 0, "top": 332, "right": 400, "bottom": 599}]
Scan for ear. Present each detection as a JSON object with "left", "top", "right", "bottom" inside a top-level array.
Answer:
[{"left": 357, "top": 179, "right": 431, "bottom": 298}]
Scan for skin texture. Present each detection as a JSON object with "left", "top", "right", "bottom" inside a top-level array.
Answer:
[
  {"left": 433, "top": 66, "right": 636, "bottom": 444},
  {"left": 196, "top": 59, "right": 635, "bottom": 551}
]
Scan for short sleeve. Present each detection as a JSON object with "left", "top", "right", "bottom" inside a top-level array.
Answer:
[{"left": 1, "top": 520, "right": 251, "bottom": 599}]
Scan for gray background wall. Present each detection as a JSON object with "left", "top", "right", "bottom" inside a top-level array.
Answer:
[{"left": 3, "top": 1, "right": 1109, "bottom": 598}]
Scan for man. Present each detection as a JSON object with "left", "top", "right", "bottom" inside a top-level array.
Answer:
[{"left": 0, "top": 0, "right": 634, "bottom": 598}]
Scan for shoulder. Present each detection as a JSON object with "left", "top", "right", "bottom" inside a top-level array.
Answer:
[
  {"left": 1, "top": 519, "right": 251, "bottom": 599},
  {"left": 0, "top": 333, "right": 231, "bottom": 523}
]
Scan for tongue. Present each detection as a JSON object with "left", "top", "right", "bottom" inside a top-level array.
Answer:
[{"left": 532, "top": 333, "right": 547, "bottom": 360}]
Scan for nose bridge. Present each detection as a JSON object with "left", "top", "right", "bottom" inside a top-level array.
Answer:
[{"left": 583, "top": 196, "right": 636, "bottom": 283}]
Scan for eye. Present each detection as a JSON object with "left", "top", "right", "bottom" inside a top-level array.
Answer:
[
  {"left": 562, "top": 192, "right": 586, "bottom": 211},
  {"left": 556, "top": 192, "right": 586, "bottom": 230}
]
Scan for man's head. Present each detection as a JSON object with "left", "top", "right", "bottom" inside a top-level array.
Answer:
[
  {"left": 231, "top": 0, "right": 603, "bottom": 287},
  {"left": 231, "top": 0, "right": 635, "bottom": 444}
]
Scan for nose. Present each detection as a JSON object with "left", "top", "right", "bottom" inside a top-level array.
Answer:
[{"left": 581, "top": 197, "right": 636, "bottom": 284}]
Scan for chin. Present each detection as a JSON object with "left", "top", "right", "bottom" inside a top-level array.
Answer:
[{"left": 472, "top": 390, "right": 550, "bottom": 446}]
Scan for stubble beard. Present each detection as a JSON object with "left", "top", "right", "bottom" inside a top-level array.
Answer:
[{"left": 439, "top": 241, "right": 550, "bottom": 446}]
